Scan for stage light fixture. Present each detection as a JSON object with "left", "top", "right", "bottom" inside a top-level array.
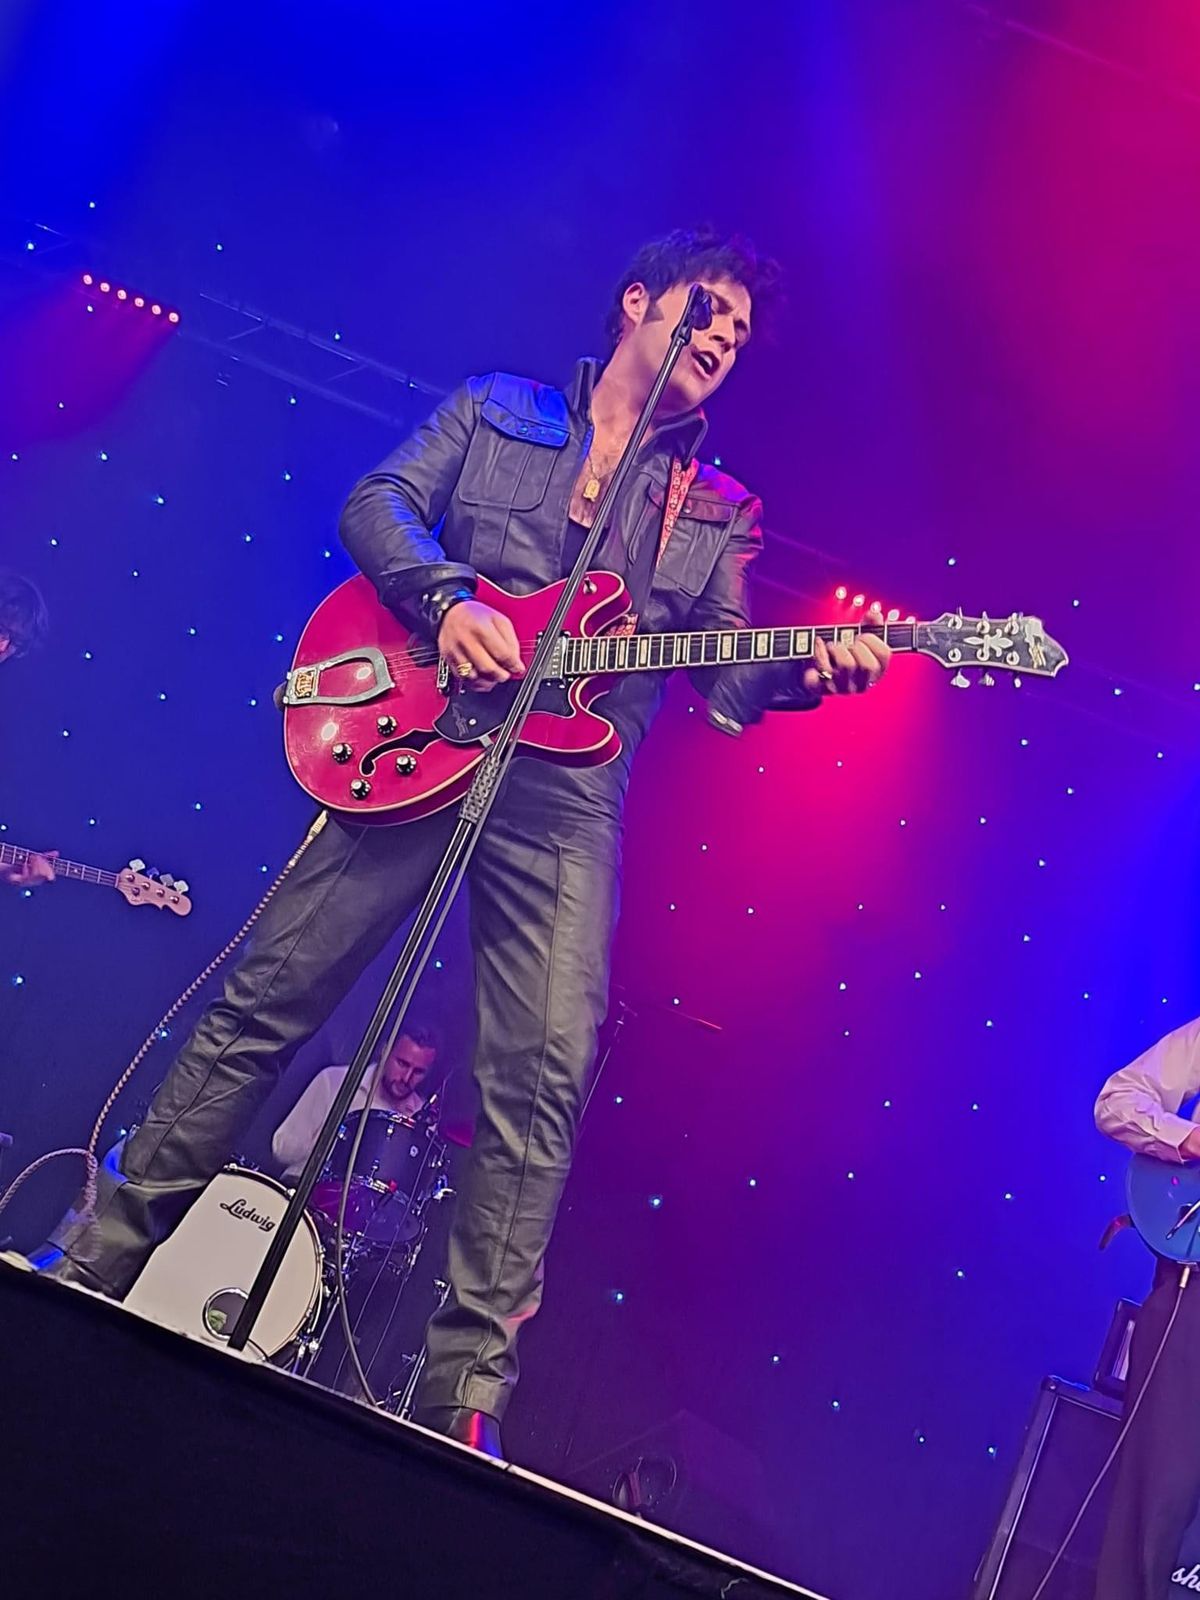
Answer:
[{"left": 82, "top": 272, "right": 181, "bottom": 324}]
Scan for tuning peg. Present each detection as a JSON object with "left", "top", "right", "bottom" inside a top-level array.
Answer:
[
  {"left": 128, "top": 857, "right": 146, "bottom": 872},
  {"left": 146, "top": 866, "right": 160, "bottom": 880},
  {"left": 159, "top": 873, "right": 175, "bottom": 887},
  {"left": 981, "top": 673, "right": 996, "bottom": 687},
  {"left": 951, "top": 671, "right": 970, "bottom": 689},
  {"left": 174, "top": 879, "right": 189, "bottom": 895}
]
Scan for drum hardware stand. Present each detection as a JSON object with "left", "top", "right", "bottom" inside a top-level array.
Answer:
[
  {"left": 392, "top": 1276, "right": 452, "bottom": 1420},
  {"left": 229, "top": 285, "right": 715, "bottom": 1364},
  {"left": 579, "top": 998, "right": 633, "bottom": 1125}
]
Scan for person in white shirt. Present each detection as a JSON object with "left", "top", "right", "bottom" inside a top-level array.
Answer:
[
  {"left": 1093, "top": 1017, "right": 1200, "bottom": 1600},
  {"left": 272, "top": 1026, "right": 438, "bottom": 1180}
]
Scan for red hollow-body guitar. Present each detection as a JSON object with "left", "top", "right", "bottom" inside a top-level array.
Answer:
[{"left": 282, "top": 572, "right": 1068, "bottom": 824}]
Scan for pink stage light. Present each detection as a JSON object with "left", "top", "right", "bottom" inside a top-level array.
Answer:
[{"left": 82, "top": 274, "right": 181, "bottom": 326}]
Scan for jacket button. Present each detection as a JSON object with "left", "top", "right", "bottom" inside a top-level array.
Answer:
[{"left": 518, "top": 423, "right": 530, "bottom": 435}]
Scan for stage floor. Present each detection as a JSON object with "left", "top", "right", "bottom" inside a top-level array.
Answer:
[{"left": 0, "top": 1255, "right": 826, "bottom": 1600}]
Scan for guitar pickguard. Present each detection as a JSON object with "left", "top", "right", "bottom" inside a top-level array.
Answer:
[{"left": 433, "top": 680, "right": 573, "bottom": 747}]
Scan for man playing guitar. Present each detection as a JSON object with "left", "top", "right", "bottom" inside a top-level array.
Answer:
[
  {"left": 46, "top": 229, "right": 890, "bottom": 1456},
  {"left": 1094, "top": 1019, "right": 1200, "bottom": 1597}
]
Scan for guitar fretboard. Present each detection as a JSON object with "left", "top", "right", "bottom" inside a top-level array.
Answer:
[
  {"left": 560, "top": 620, "right": 916, "bottom": 678},
  {"left": 0, "top": 842, "right": 115, "bottom": 887}
]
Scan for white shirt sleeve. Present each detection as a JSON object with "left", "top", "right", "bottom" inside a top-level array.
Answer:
[
  {"left": 1094, "top": 1018, "right": 1200, "bottom": 1162},
  {"left": 272, "top": 1066, "right": 345, "bottom": 1179}
]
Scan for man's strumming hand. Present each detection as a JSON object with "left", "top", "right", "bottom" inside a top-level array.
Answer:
[
  {"left": 1180, "top": 1127, "right": 1200, "bottom": 1162},
  {"left": 438, "top": 601, "right": 526, "bottom": 692}
]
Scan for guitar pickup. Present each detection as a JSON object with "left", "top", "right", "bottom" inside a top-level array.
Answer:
[{"left": 281, "top": 647, "right": 394, "bottom": 708}]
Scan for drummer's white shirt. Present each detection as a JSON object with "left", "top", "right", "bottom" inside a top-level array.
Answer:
[{"left": 272, "top": 1064, "right": 426, "bottom": 1179}]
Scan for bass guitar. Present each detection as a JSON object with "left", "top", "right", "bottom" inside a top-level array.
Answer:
[
  {"left": 281, "top": 571, "right": 1068, "bottom": 823},
  {"left": 0, "top": 843, "right": 192, "bottom": 915},
  {"left": 1126, "top": 1153, "right": 1200, "bottom": 1264}
]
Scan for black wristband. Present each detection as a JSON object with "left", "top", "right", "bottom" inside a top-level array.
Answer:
[{"left": 419, "top": 585, "right": 473, "bottom": 636}]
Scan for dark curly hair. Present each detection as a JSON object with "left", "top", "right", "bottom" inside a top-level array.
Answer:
[
  {"left": 605, "top": 226, "right": 784, "bottom": 350},
  {"left": 0, "top": 569, "right": 49, "bottom": 658}
]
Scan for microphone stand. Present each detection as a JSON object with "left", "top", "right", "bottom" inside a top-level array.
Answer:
[{"left": 229, "top": 284, "right": 714, "bottom": 1355}]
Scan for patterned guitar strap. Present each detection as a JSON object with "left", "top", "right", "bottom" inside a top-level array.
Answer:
[{"left": 608, "top": 455, "right": 700, "bottom": 638}]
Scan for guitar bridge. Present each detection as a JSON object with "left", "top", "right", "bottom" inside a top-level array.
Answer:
[{"left": 282, "top": 647, "right": 394, "bottom": 707}]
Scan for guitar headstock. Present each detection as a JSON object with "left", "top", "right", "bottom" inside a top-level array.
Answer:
[
  {"left": 116, "top": 859, "right": 192, "bottom": 916},
  {"left": 915, "top": 612, "right": 1068, "bottom": 682}
]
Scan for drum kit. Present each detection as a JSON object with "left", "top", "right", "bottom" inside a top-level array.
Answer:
[{"left": 124, "top": 1104, "right": 455, "bottom": 1410}]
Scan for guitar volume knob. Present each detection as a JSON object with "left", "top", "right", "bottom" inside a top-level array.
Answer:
[
  {"left": 376, "top": 715, "right": 397, "bottom": 736},
  {"left": 394, "top": 755, "right": 418, "bottom": 776},
  {"left": 349, "top": 779, "right": 371, "bottom": 801},
  {"left": 332, "top": 742, "right": 353, "bottom": 764}
]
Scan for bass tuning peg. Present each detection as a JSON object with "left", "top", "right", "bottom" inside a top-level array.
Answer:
[
  {"left": 128, "top": 857, "right": 146, "bottom": 872},
  {"left": 159, "top": 873, "right": 174, "bottom": 887},
  {"left": 174, "top": 879, "right": 190, "bottom": 895}
]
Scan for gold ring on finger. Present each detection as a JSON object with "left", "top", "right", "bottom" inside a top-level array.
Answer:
[{"left": 456, "top": 661, "right": 475, "bottom": 679}]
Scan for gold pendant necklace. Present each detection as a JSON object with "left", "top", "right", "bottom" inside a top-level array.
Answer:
[{"left": 582, "top": 453, "right": 604, "bottom": 502}]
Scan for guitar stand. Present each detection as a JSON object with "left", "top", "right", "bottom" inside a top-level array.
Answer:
[{"left": 228, "top": 286, "right": 716, "bottom": 1358}]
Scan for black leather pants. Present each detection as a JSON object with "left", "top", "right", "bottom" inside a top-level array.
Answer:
[{"left": 56, "top": 764, "right": 621, "bottom": 1421}]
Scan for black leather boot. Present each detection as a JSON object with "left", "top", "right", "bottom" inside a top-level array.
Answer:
[{"left": 412, "top": 1405, "right": 504, "bottom": 1460}]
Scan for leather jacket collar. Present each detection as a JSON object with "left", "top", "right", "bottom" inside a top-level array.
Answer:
[{"left": 568, "top": 357, "right": 709, "bottom": 465}]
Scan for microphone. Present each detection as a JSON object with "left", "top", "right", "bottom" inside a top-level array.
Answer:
[{"left": 685, "top": 283, "right": 713, "bottom": 331}]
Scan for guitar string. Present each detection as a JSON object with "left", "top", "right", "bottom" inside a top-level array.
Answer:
[{"left": 316, "top": 622, "right": 911, "bottom": 686}]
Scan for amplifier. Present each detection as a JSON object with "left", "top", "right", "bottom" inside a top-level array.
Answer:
[{"left": 972, "top": 1375, "right": 1200, "bottom": 1599}]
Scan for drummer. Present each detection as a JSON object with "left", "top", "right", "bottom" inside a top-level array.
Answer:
[{"left": 272, "top": 1026, "right": 439, "bottom": 1181}]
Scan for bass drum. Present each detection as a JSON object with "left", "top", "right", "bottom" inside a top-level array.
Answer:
[{"left": 124, "top": 1166, "right": 323, "bottom": 1361}]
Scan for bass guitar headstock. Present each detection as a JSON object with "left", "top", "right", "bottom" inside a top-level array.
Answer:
[{"left": 116, "top": 859, "right": 192, "bottom": 916}]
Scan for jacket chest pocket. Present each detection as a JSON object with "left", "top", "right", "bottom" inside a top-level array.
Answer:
[
  {"left": 457, "top": 399, "right": 569, "bottom": 512},
  {"left": 646, "top": 482, "right": 735, "bottom": 598}
]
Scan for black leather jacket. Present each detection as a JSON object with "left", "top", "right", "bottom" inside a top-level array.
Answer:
[{"left": 339, "top": 358, "right": 817, "bottom": 798}]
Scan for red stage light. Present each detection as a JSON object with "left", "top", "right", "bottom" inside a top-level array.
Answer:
[
  {"left": 133, "top": 296, "right": 145, "bottom": 308},
  {"left": 81, "top": 273, "right": 94, "bottom": 286},
  {"left": 116, "top": 288, "right": 128, "bottom": 301},
  {"left": 99, "top": 281, "right": 111, "bottom": 293},
  {"left": 851, "top": 594, "right": 865, "bottom": 608},
  {"left": 150, "top": 304, "right": 162, "bottom": 316},
  {"left": 834, "top": 585, "right": 848, "bottom": 602},
  {"left": 167, "top": 310, "right": 180, "bottom": 325}
]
